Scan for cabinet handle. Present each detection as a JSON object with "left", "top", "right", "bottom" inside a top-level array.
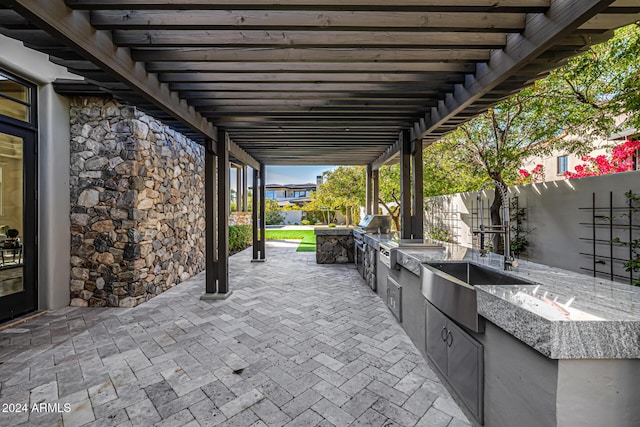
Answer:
[
  {"left": 447, "top": 331, "right": 453, "bottom": 347},
  {"left": 440, "top": 326, "right": 448, "bottom": 342}
]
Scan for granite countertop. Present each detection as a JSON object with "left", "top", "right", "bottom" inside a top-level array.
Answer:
[
  {"left": 363, "top": 233, "right": 640, "bottom": 359},
  {"left": 314, "top": 227, "right": 355, "bottom": 235}
]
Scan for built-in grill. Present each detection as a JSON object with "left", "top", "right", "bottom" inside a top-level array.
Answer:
[
  {"left": 353, "top": 214, "right": 392, "bottom": 236},
  {"left": 353, "top": 215, "right": 392, "bottom": 287}
]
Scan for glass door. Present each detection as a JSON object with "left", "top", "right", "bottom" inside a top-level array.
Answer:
[{"left": 0, "top": 124, "right": 35, "bottom": 322}]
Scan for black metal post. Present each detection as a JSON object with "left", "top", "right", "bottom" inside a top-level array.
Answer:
[
  {"left": 412, "top": 139, "right": 424, "bottom": 239},
  {"left": 259, "top": 164, "right": 266, "bottom": 259},
  {"left": 203, "top": 138, "right": 217, "bottom": 295},
  {"left": 400, "top": 130, "right": 412, "bottom": 239}
]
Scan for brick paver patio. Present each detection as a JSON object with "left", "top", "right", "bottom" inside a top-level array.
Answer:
[{"left": 0, "top": 241, "right": 471, "bottom": 427}]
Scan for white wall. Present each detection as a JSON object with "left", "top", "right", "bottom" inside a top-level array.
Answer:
[
  {"left": 281, "top": 210, "right": 303, "bottom": 225},
  {"left": 426, "top": 171, "right": 640, "bottom": 283},
  {"left": 0, "top": 34, "right": 83, "bottom": 310}
]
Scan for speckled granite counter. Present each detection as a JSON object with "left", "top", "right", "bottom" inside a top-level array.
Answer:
[{"left": 363, "top": 234, "right": 640, "bottom": 359}]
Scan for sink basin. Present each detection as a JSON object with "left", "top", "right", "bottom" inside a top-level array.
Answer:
[
  {"left": 421, "top": 261, "right": 533, "bottom": 332},
  {"left": 426, "top": 262, "right": 532, "bottom": 287}
]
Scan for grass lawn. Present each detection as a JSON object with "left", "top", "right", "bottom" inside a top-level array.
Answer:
[{"left": 265, "top": 229, "right": 316, "bottom": 252}]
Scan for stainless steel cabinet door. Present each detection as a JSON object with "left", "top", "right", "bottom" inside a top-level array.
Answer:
[
  {"left": 447, "top": 319, "right": 484, "bottom": 422},
  {"left": 426, "top": 301, "right": 448, "bottom": 376}
]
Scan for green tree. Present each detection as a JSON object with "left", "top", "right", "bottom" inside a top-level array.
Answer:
[
  {"left": 551, "top": 24, "right": 640, "bottom": 132},
  {"left": 425, "top": 24, "right": 640, "bottom": 253},
  {"left": 422, "top": 138, "right": 484, "bottom": 197},
  {"left": 439, "top": 82, "right": 603, "bottom": 253},
  {"left": 265, "top": 198, "right": 284, "bottom": 225},
  {"left": 310, "top": 166, "right": 365, "bottom": 226}
]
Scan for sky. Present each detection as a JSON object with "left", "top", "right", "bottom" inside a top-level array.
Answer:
[
  {"left": 231, "top": 165, "right": 336, "bottom": 189},
  {"left": 265, "top": 165, "right": 336, "bottom": 185}
]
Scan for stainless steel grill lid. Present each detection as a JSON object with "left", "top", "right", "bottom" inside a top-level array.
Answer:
[{"left": 356, "top": 215, "right": 391, "bottom": 233}]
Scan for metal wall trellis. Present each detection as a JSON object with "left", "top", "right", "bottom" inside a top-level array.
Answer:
[
  {"left": 424, "top": 197, "right": 460, "bottom": 245},
  {"left": 578, "top": 190, "right": 639, "bottom": 285}
]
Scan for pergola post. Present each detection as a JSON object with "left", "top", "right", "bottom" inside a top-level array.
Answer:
[
  {"left": 252, "top": 167, "right": 261, "bottom": 261},
  {"left": 365, "top": 164, "right": 373, "bottom": 215},
  {"left": 201, "top": 130, "right": 232, "bottom": 300},
  {"left": 203, "top": 139, "right": 217, "bottom": 296},
  {"left": 412, "top": 140, "right": 424, "bottom": 239},
  {"left": 242, "top": 166, "right": 248, "bottom": 212},
  {"left": 400, "top": 130, "right": 412, "bottom": 239},
  {"left": 259, "top": 164, "right": 267, "bottom": 260},
  {"left": 217, "top": 131, "right": 230, "bottom": 295},
  {"left": 236, "top": 166, "right": 242, "bottom": 211},
  {"left": 372, "top": 169, "right": 379, "bottom": 215}
]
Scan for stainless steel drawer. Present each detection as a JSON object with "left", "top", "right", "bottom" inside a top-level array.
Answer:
[{"left": 386, "top": 276, "right": 402, "bottom": 321}]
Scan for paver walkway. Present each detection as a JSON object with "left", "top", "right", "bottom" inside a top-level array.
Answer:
[{"left": 0, "top": 241, "right": 471, "bottom": 427}]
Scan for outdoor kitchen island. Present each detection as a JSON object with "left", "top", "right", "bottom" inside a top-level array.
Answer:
[{"left": 363, "top": 233, "right": 640, "bottom": 427}]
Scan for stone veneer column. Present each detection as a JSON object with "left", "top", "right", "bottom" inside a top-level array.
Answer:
[{"left": 69, "top": 97, "right": 206, "bottom": 307}]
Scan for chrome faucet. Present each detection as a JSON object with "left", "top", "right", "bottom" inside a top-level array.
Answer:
[{"left": 475, "top": 181, "right": 518, "bottom": 270}]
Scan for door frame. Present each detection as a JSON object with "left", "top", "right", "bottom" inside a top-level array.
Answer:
[{"left": 0, "top": 72, "right": 38, "bottom": 322}]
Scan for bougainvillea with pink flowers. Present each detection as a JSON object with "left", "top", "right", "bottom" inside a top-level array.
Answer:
[
  {"left": 564, "top": 139, "right": 640, "bottom": 179},
  {"left": 517, "top": 164, "right": 545, "bottom": 184}
]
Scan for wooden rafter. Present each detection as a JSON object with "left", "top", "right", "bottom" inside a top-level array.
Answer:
[
  {"left": 0, "top": 0, "right": 632, "bottom": 166},
  {"left": 4, "top": 0, "right": 221, "bottom": 149}
]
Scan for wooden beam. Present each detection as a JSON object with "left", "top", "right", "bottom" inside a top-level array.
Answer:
[
  {"left": 372, "top": 168, "right": 379, "bottom": 214},
  {"left": 158, "top": 72, "right": 463, "bottom": 83},
  {"left": 216, "top": 129, "right": 230, "bottom": 295},
  {"left": 146, "top": 61, "right": 477, "bottom": 73},
  {"left": 411, "top": 140, "right": 424, "bottom": 238},
  {"left": 170, "top": 82, "right": 456, "bottom": 92},
  {"left": 413, "top": 0, "right": 616, "bottom": 142},
  {"left": 178, "top": 90, "right": 442, "bottom": 99},
  {"left": 204, "top": 139, "right": 217, "bottom": 294},
  {"left": 241, "top": 166, "right": 248, "bottom": 212},
  {"left": 259, "top": 165, "right": 266, "bottom": 260},
  {"left": 579, "top": 12, "right": 640, "bottom": 29},
  {"left": 252, "top": 167, "right": 260, "bottom": 261},
  {"left": 188, "top": 99, "right": 436, "bottom": 106},
  {"left": 400, "top": 129, "right": 412, "bottom": 239},
  {"left": 366, "top": 164, "right": 373, "bottom": 215},
  {"left": 180, "top": 92, "right": 439, "bottom": 100},
  {"left": 132, "top": 47, "right": 492, "bottom": 62},
  {"left": 91, "top": 10, "right": 526, "bottom": 31},
  {"left": 66, "top": 1, "right": 551, "bottom": 12},
  {"left": 372, "top": 135, "right": 402, "bottom": 170},
  {"left": 113, "top": 30, "right": 507, "bottom": 48},
  {"left": 7, "top": 0, "right": 218, "bottom": 145},
  {"left": 229, "top": 139, "right": 260, "bottom": 170}
]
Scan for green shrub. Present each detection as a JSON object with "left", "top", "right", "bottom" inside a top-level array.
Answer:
[
  {"left": 328, "top": 223, "right": 336, "bottom": 228},
  {"left": 229, "top": 225, "right": 252, "bottom": 253},
  {"left": 301, "top": 219, "right": 311, "bottom": 225},
  {"left": 308, "top": 219, "right": 317, "bottom": 225}
]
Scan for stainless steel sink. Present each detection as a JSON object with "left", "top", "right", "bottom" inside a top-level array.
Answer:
[
  {"left": 421, "top": 261, "right": 533, "bottom": 332},
  {"left": 426, "top": 262, "right": 532, "bottom": 287}
]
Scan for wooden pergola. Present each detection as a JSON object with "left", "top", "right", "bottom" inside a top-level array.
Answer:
[{"left": 0, "top": 0, "right": 638, "bottom": 298}]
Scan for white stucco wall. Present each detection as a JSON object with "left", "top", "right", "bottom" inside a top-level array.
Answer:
[
  {"left": 0, "top": 34, "right": 83, "bottom": 310},
  {"left": 426, "top": 171, "right": 640, "bottom": 284}
]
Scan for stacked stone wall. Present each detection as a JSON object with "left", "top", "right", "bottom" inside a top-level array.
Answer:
[
  {"left": 229, "top": 211, "right": 252, "bottom": 226},
  {"left": 69, "top": 98, "right": 205, "bottom": 307}
]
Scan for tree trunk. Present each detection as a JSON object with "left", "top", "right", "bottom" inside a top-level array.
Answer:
[
  {"left": 490, "top": 186, "right": 504, "bottom": 255},
  {"left": 345, "top": 207, "right": 351, "bottom": 227}
]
